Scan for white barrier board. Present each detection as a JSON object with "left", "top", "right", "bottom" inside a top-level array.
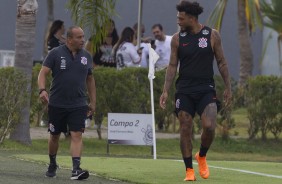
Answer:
[
  {"left": 107, "top": 113, "right": 153, "bottom": 145},
  {"left": 0, "top": 50, "right": 15, "bottom": 67}
]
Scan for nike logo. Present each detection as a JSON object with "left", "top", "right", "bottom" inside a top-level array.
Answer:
[{"left": 182, "top": 43, "right": 189, "bottom": 46}]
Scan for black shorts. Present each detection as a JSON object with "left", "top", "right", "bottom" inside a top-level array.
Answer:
[
  {"left": 175, "top": 91, "right": 217, "bottom": 118},
  {"left": 47, "top": 105, "right": 88, "bottom": 135}
]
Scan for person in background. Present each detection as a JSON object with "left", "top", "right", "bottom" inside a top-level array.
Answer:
[
  {"left": 85, "top": 19, "right": 119, "bottom": 67},
  {"left": 113, "top": 27, "right": 142, "bottom": 70},
  {"left": 47, "top": 20, "right": 66, "bottom": 52},
  {"left": 44, "top": 19, "right": 67, "bottom": 136},
  {"left": 159, "top": 0, "right": 232, "bottom": 181},
  {"left": 132, "top": 23, "right": 149, "bottom": 68},
  {"left": 132, "top": 23, "right": 152, "bottom": 44},
  {"left": 151, "top": 23, "right": 172, "bottom": 71},
  {"left": 38, "top": 26, "right": 96, "bottom": 180}
]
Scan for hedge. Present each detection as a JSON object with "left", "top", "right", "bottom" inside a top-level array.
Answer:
[
  {"left": 3, "top": 66, "right": 280, "bottom": 141},
  {"left": 0, "top": 67, "right": 29, "bottom": 143}
]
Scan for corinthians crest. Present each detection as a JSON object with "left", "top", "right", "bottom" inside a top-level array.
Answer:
[
  {"left": 198, "top": 37, "right": 207, "bottom": 48},
  {"left": 81, "top": 56, "right": 87, "bottom": 65}
]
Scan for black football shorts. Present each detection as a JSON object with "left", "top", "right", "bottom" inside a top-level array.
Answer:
[
  {"left": 47, "top": 105, "right": 88, "bottom": 135},
  {"left": 175, "top": 91, "right": 217, "bottom": 118}
]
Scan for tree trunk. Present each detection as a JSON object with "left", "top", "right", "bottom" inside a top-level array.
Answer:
[
  {"left": 237, "top": 0, "right": 253, "bottom": 87},
  {"left": 10, "top": 0, "right": 38, "bottom": 145},
  {"left": 42, "top": 0, "right": 54, "bottom": 58}
]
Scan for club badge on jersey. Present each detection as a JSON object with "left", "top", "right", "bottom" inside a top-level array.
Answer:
[
  {"left": 198, "top": 37, "right": 207, "bottom": 48},
  {"left": 81, "top": 57, "right": 87, "bottom": 65}
]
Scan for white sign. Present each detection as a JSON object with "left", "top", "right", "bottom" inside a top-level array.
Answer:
[
  {"left": 0, "top": 50, "right": 15, "bottom": 67},
  {"left": 108, "top": 113, "right": 153, "bottom": 146}
]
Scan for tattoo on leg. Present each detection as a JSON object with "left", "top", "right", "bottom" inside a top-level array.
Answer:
[
  {"left": 179, "top": 111, "right": 193, "bottom": 157},
  {"left": 203, "top": 103, "right": 217, "bottom": 118},
  {"left": 202, "top": 103, "right": 217, "bottom": 132}
]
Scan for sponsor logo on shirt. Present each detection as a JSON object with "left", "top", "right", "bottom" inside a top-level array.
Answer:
[
  {"left": 180, "top": 32, "right": 187, "bottom": 37},
  {"left": 60, "top": 58, "right": 66, "bottom": 69},
  {"left": 202, "top": 29, "right": 209, "bottom": 35},
  {"left": 81, "top": 57, "right": 87, "bottom": 65},
  {"left": 198, "top": 37, "right": 208, "bottom": 48}
]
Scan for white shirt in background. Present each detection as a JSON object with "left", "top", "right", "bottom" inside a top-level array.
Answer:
[
  {"left": 136, "top": 42, "right": 149, "bottom": 68},
  {"left": 116, "top": 42, "right": 140, "bottom": 70},
  {"left": 154, "top": 35, "right": 172, "bottom": 71}
]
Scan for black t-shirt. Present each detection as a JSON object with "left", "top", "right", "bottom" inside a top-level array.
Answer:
[
  {"left": 93, "top": 43, "right": 116, "bottom": 67},
  {"left": 43, "top": 45, "right": 93, "bottom": 108},
  {"left": 176, "top": 26, "right": 215, "bottom": 94},
  {"left": 47, "top": 36, "right": 64, "bottom": 51}
]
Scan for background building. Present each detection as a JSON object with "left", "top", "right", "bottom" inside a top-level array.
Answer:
[{"left": 0, "top": 0, "right": 265, "bottom": 79}]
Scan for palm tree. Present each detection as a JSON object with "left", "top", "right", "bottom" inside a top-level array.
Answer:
[
  {"left": 207, "top": 0, "right": 262, "bottom": 87},
  {"left": 68, "top": 0, "right": 116, "bottom": 52},
  {"left": 9, "top": 0, "right": 38, "bottom": 145},
  {"left": 260, "top": 0, "right": 282, "bottom": 73},
  {"left": 42, "top": 0, "right": 54, "bottom": 58},
  {"left": 67, "top": 0, "right": 116, "bottom": 53}
]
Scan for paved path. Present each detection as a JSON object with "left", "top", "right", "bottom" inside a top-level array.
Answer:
[
  {"left": 0, "top": 128, "right": 180, "bottom": 184},
  {"left": 0, "top": 151, "right": 129, "bottom": 184},
  {"left": 30, "top": 127, "right": 180, "bottom": 139}
]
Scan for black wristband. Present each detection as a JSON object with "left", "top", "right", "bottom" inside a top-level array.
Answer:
[{"left": 39, "top": 89, "right": 46, "bottom": 95}]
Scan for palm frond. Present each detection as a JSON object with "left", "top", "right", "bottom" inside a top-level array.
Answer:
[
  {"left": 245, "top": 0, "right": 263, "bottom": 32},
  {"left": 66, "top": 0, "right": 117, "bottom": 52},
  {"left": 207, "top": 0, "right": 262, "bottom": 33},
  {"left": 260, "top": 0, "right": 282, "bottom": 70},
  {"left": 206, "top": 0, "right": 228, "bottom": 31},
  {"left": 260, "top": 0, "right": 282, "bottom": 33}
]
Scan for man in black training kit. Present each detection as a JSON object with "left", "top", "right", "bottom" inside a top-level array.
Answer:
[
  {"left": 160, "top": 1, "right": 232, "bottom": 181},
  {"left": 38, "top": 26, "right": 96, "bottom": 180}
]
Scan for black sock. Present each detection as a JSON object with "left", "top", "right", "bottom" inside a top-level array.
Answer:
[
  {"left": 72, "top": 157, "right": 81, "bottom": 170},
  {"left": 49, "top": 154, "right": 57, "bottom": 165},
  {"left": 183, "top": 156, "right": 193, "bottom": 169},
  {"left": 199, "top": 144, "right": 209, "bottom": 157}
]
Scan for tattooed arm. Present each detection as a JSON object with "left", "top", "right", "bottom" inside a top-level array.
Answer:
[
  {"left": 160, "top": 32, "right": 179, "bottom": 109},
  {"left": 211, "top": 29, "right": 232, "bottom": 105}
]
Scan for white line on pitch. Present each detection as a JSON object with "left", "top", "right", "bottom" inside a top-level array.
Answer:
[
  {"left": 175, "top": 160, "right": 282, "bottom": 179},
  {"left": 206, "top": 164, "right": 282, "bottom": 179}
]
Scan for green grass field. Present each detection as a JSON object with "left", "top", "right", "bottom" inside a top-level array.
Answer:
[
  {"left": 2, "top": 137, "right": 282, "bottom": 184},
  {"left": 2, "top": 137, "right": 282, "bottom": 161},
  {"left": 14, "top": 154, "right": 282, "bottom": 184},
  {"left": 1, "top": 108, "right": 282, "bottom": 183}
]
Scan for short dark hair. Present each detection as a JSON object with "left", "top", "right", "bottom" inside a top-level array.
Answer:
[
  {"left": 133, "top": 23, "right": 145, "bottom": 31},
  {"left": 176, "top": 0, "right": 203, "bottom": 19},
  {"left": 66, "top": 26, "right": 80, "bottom": 38},
  {"left": 152, "top": 24, "right": 163, "bottom": 31}
]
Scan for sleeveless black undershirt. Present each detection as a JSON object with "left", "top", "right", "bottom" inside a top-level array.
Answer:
[{"left": 176, "top": 26, "right": 215, "bottom": 94}]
